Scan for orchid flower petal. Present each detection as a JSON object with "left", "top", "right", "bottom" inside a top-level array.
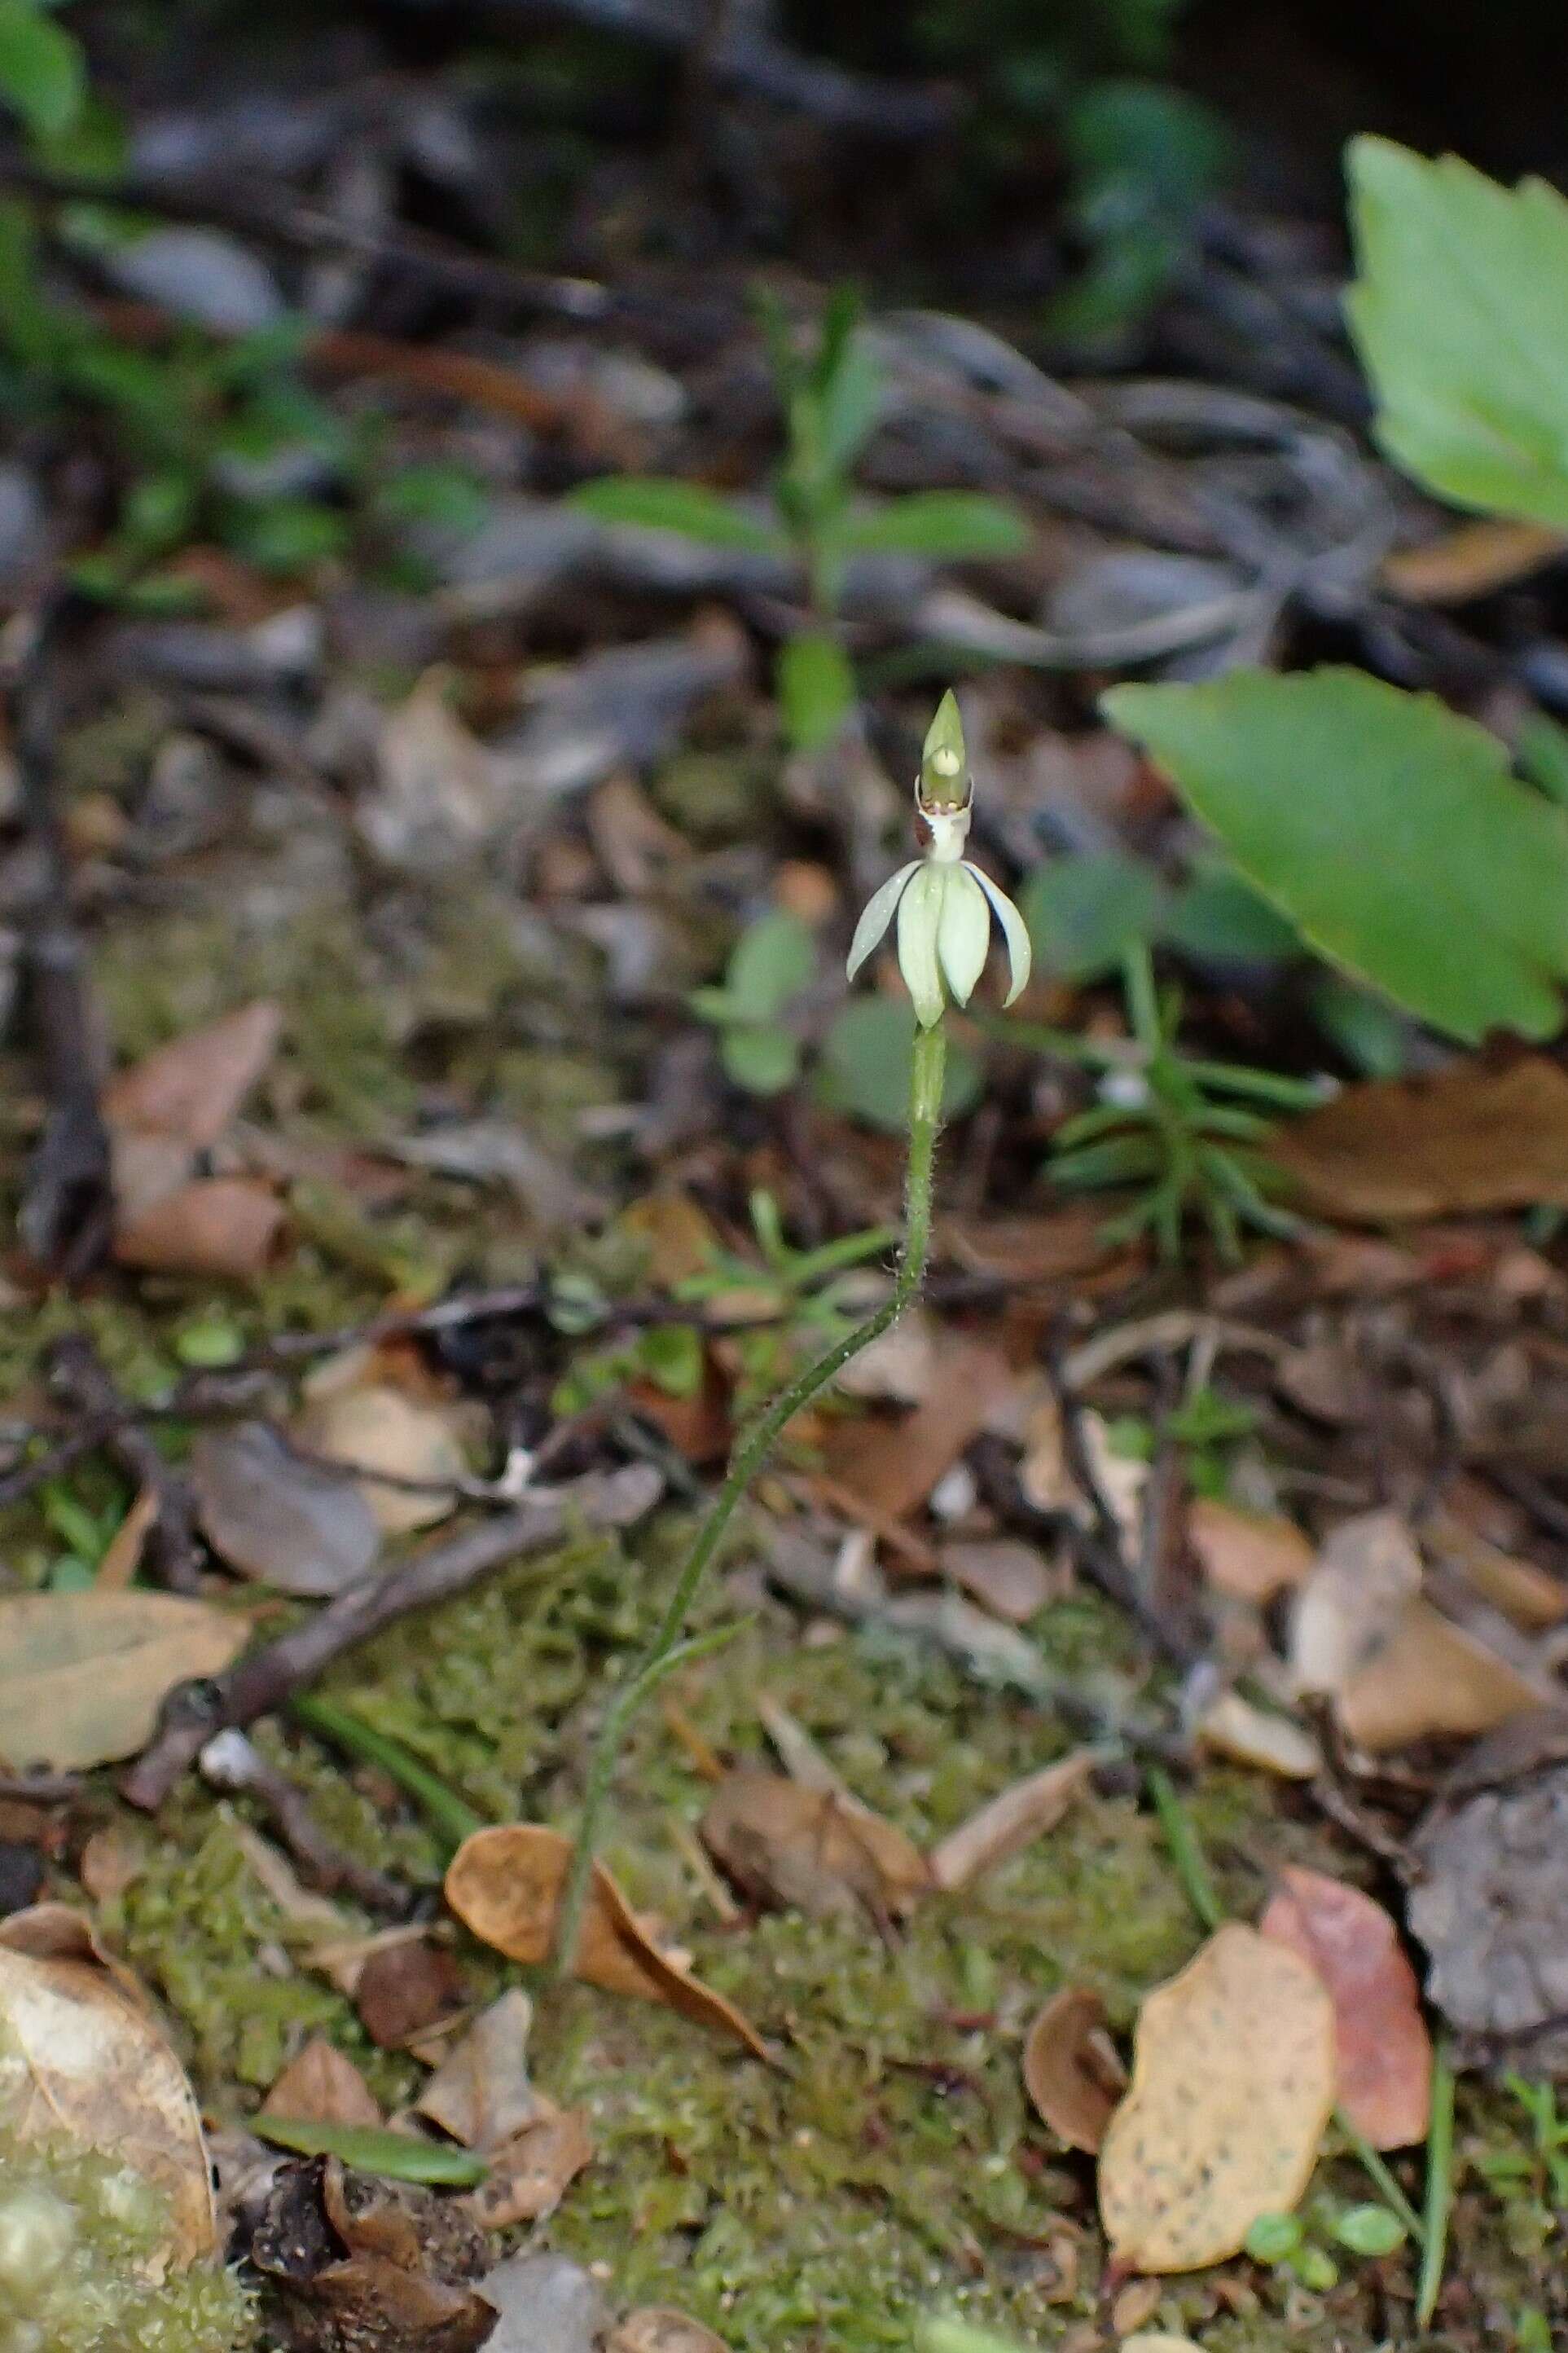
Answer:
[
  {"left": 897, "top": 862, "right": 947, "bottom": 1028},
  {"left": 967, "top": 862, "right": 1033, "bottom": 1005},
  {"left": 845, "top": 861, "right": 918, "bottom": 982},
  {"left": 936, "top": 860, "right": 990, "bottom": 1005}
]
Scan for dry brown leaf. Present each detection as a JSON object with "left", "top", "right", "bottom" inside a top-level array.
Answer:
[
  {"left": 928, "top": 1751, "right": 1096, "bottom": 1893},
  {"left": 466, "top": 2105, "right": 594, "bottom": 2230},
  {"left": 192, "top": 1420, "right": 382, "bottom": 1596},
  {"left": 0, "top": 1903, "right": 217, "bottom": 2268},
  {"left": 1097, "top": 1923, "right": 1336, "bottom": 2272},
  {"left": 363, "top": 666, "right": 504, "bottom": 870},
  {"left": 607, "top": 2309, "right": 732, "bottom": 2353},
  {"left": 415, "top": 1989, "right": 540, "bottom": 2151},
  {"left": 443, "top": 1824, "right": 767, "bottom": 2059},
  {"left": 1259, "top": 1867, "right": 1431, "bottom": 2149},
  {"left": 1423, "top": 1510, "right": 1568, "bottom": 1632},
  {"left": 1289, "top": 1511, "right": 1423, "bottom": 1701},
  {"left": 261, "top": 2036, "right": 384, "bottom": 2129},
  {"left": 1381, "top": 517, "right": 1566, "bottom": 604},
  {"left": 1022, "top": 1985, "right": 1127, "bottom": 2153},
  {"left": 296, "top": 1383, "right": 466, "bottom": 1535},
  {"left": 1337, "top": 1599, "right": 1544, "bottom": 1751},
  {"left": 114, "top": 1174, "right": 285, "bottom": 1277},
  {"left": 620, "top": 1191, "right": 724, "bottom": 1288},
  {"left": 939, "top": 1537, "right": 1056, "bottom": 1624},
  {"left": 1187, "top": 1498, "right": 1313, "bottom": 1606},
  {"left": 94, "top": 1484, "right": 160, "bottom": 1590},
  {"left": 0, "top": 1590, "right": 249, "bottom": 1771},
  {"left": 822, "top": 1339, "right": 1014, "bottom": 1520},
  {"left": 699, "top": 1769, "right": 929, "bottom": 1924},
  {"left": 103, "top": 1000, "right": 282, "bottom": 1148},
  {"left": 1197, "top": 1691, "right": 1322, "bottom": 1779},
  {"left": 1271, "top": 1058, "right": 1568, "bottom": 1222}
]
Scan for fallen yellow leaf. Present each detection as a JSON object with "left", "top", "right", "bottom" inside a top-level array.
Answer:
[
  {"left": 0, "top": 1592, "right": 249, "bottom": 1772},
  {"left": 1097, "top": 1923, "right": 1336, "bottom": 2272}
]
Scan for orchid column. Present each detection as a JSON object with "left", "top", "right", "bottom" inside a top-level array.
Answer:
[{"left": 554, "top": 691, "right": 1030, "bottom": 1975}]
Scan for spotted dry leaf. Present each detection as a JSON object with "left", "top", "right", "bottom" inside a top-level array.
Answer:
[{"left": 1097, "top": 1923, "right": 1336, "bottom": 2272}]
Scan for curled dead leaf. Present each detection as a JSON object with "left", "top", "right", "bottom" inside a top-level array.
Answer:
[
  {"left": 1097, "top": 1923, "right": 1336, "bottom": 2272},
  {"left": 114, "top": 1174, "right": 286, "bottom": 1278},
  {"left": 1338, "top": 1599, "right": 1545, "bottom": 1752},
  {"left": 103, "top": 1001, "right": 283, "bottom": 1149},
  {"left": 261, "top": 2039, "right": 384, "bottom": 2131},
  {"left": 415, "top": 1990, "right": 540, "bottom": 2152},
  {"left": 443, "top": 1825, "right": 767, "bottom": 2060},
  {"left": 1021, "top": 1986, "right": 1127, "bottom": 2153},
  {"left": 607, "top": 2310, "right": 732, "bottom": 2353},
  {"left": 0, "top": 1903, "right": 217, "bottom": 2268},
  {"left": 1259, "top": 1867, "right": 1431, "bottom": 2150},
  {"left": 928, "top": 1752, "right": 1095, "bottom": 1893},
  {"left": 0, "top": 1590, "right": 250, "bottom": 1772},
  {"left": 1197, "top": 1692, "right": 1321, "bottom": 1780},
  {"left": 465, "top": 2105, "right": 594, "bottom": 2230},
  {"left": 296, "top": 1384, "right": 467, "bottom": 1535},
  {"left": 1187, "top": 1498, "right": 1313, "bottom": 1606},
  {"left": 699, "top": 1769, "right": 929, "bottom": 1924}
]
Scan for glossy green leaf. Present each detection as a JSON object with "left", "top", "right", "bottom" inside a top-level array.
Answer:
[
  {"left": 840, "top": 493, "right": 1030, "bottom": 562},
  {"left": 0, "top": 1, "right": 84, "bottom": 139},
  {"left": 818, "top": 999, "right": 982, "bottom": 1133},
  {"left": 725, "top": 909, "right": 816, "bottom": 1021},
  {"left": 1346, "top": 139, "right": 1568, "bottom": 526},
  {"left": 1105, "top": 666, "right": 1568, "bottom": 1042},
  {"left": 569, "top": 475, "right": 780, "bottom": 552},
  {"left": 1333, "top": 2203, "right": 1408, "bottom": 2258},
  {"left": 776, "top": 631, "right": 856, "bottom": 752},
  {"left": 253, "top": 2117, "right": 489, "bottom": 2186},
  {"left": 1021, "top": 852, "right": 1166, "bottom": 982}
]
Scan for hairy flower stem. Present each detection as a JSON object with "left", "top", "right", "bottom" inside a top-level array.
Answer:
[{"left": 553, "top": 1021, "right": 947, "bottom": 1977}]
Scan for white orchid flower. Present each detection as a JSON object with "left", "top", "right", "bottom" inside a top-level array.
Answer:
[{"left": 845, "top": 690, "right": 1031, "bottom": 1028}]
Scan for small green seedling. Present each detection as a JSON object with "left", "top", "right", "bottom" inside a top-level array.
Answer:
[
  {"left": 689, "top": 908, "right": 816, "bottom": 1093},
  {"left": 570, "top": 288, "right": 1026, "bottom": 750},
  {"left": 1245, "top": 2197, "right": 1407, "bottom": 2294},
  {"left": 1040, "top": 942, "right": 1320, "bottom": 1261}
]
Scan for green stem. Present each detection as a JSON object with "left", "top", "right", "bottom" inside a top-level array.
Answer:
[
  {"left": 1416, "top": 2048, "right": 1456, "bottom": 2327},
  {"left": 552, "top": 1021, "right": 948, "bottom": 1977},
  {"left": 290, "top": 1693, "right": 485, "bottom": 1850}
]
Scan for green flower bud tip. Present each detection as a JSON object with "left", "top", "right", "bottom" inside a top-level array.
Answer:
[{"left": 920, "top": 689, "right": 969, "bottom": 812}]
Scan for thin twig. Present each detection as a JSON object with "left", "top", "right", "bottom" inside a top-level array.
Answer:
[
  {"left": 48, "top": 1335, "right": 204, "bottom": 1593},
  {"left": 9, "top": 597, "right": 114, "bottom": 1278},
  {"left": 119, "top": 1462, "right": 661, "bottom": 1810},
  {"left": 199, "top": 1728, "right": 412, "bottom": 1915}
]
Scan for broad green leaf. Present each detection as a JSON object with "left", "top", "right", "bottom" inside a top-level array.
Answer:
[
  {"left": 1346, "top": 139, "right": 1568, "bottom": 526},
  {"left": 253, "top": 2117, "right": 489, "bottom": 2186},
  {"left": 1517, "top": 711, "right": 1568, "bottom": 806},
  {"left": 818, "top": 998, "right": 981, "bottom": 1132},
  {"left": 1162, "top": 866, "right": 1301, "bottom": 965},
  {"left": 776, "top": 631, "right": 856, "bottom": 752},
  {"left": 1021, "top": 851, "right": 1166, "bottom": 982},
  {"left": 0, "top": 0, "right": 83, "bottom": 139},
  {"left": 568, "top": 475, "right": 780, "bottom": 552},
  {"left": 1105, "top": 666, "right": 1568, "bottom": 1043},
  {"left": 725, "top": 908, "right": 815, "bottom": 1020},
  {"left": 839, "top": 492, "right": 1030, "bottom": 562},
  {"left": 721, "top": 1022, "right": 799, "bottom": 1095}
]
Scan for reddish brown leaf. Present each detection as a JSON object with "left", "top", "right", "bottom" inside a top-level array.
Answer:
[
  {"left": 114, "top": 1175, "right": 285, "bottom": 1278},
  {"left": 1022, "top": 1986, "right": 1127, "bottom": 2153},
  {"left": 1259, "top": 1866, "right": 1432, "bottom": 2149},
  {"left": 699, "top": 1769, "right": 929, "bottom": 1924},
  {"left": 103, "top": 1001, "right": 282, "bottom": 1148},
  {"left": 261, "top": 2037, "right": 383, "bottom": 2130},
  {"left": 1271, "top": 1058, "right": 1568, "bottom": 1222},
  {"left": 1187, "top": 1498, "right": 1313, "bottom": 1606}
]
